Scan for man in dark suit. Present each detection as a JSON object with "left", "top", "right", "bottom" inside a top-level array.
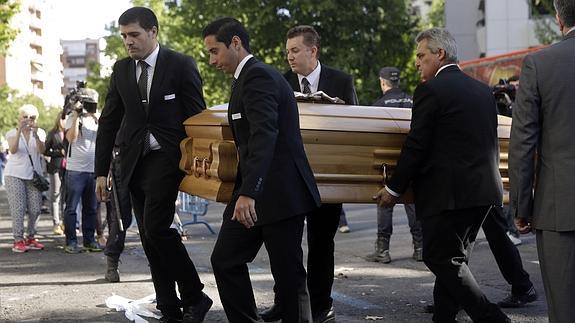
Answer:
[
  {"left": 510, "top": 1, "right": 575, "bottom": 321},
  {"left": 259, "top": 25, "right": 356, "bottom": 323},
  {"left": 94, "top": 7, "right": 211, "bottom": 323},
  {"left": 202, "top": 18, "right": 321, "bottom": 323},
  {"left": 375, "top": 28, "right": 510, "bottom": 323}
]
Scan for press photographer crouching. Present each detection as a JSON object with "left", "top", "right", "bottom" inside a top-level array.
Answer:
[{"left": 62, "top": 85, "right": 103, "bottom": 254}]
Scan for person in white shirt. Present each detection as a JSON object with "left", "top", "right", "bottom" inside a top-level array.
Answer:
[
  {"left": 4, "top": 104, "right": 46, "bottom": 253},
  {"left": 62, "top": 90, "right": 102, "bottom": 254}
]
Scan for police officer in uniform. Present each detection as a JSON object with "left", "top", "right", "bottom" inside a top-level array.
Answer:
[
  {"left": 373, "top": 67, "right": 413, "bottom": 108},
  {"left": 367, "top": 66, "right": 423, "bottom": 264}
]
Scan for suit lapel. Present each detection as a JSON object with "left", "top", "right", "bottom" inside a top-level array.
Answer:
[
  {"left": 317, "top": 65, "right": 328, "bottom": 92},
  {"left": 149, "top": 47, "right": 168, "bottom": 111}
]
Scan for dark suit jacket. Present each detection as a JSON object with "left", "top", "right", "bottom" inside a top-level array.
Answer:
[
  {"left": 386, "top": 65, "right": 503, "bottom": 219},
  {"left": 95, "top": 46, "right": 205, "bottom": 185},
  {"left": 284, "top": 64, "right": 358, "bottom": 105},
  {"left": 229, "top": 57, "right": 321, "bottom": 225},
  {"left": 510, "top": 30, "right": 575, "bottom": 231}
]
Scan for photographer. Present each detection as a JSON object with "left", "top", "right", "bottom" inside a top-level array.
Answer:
[
  {"left": 5, "top": 104, "right": 46, "bottom": 252},
  {"left": 492, "top": 75, "right": 518, "bottom": 117},
  {"left": 62, "top": 88, "right": 102, "bottom": 254}
]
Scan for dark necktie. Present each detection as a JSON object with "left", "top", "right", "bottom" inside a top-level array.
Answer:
[
  {"left": 231, "top": 78, "right": 237, "bottom": 94},
  {"left": 302, "top": 77, "right": 311, "bottom": 94},
  {"left": 138, "top": 60, "right": 149, "bottom": 109},
  {"left": 138, "top": 60, "right": 151, "bottom": 156}
]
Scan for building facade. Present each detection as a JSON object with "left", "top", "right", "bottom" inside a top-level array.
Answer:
[
  {"left": 0, "top": 0, "right": 63, "bottom": 107},
  {"left": 60, "top": 39, "right": 100, "bottom": 94},
  {"left": 446, "top": 0, "right": 557, "bottom": 61}
]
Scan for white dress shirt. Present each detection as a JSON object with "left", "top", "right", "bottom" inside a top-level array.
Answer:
[{"left": 135, "top": 44, "right": 161, "bottom": 150}]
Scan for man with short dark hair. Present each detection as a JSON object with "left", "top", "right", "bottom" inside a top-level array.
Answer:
[
  {"left": 375, "top": 28, "right": 510, "bottom": 322},
  {"left": 95, "top": 7, "right": 210, "bottom": 323},
  {"left": 510, "top": 0, "right": 575, "bottom": 321},
  {"left": 203, "top": 17, "right": 321, "bottom": 322},
  {"left": 258, "top": 24, "right": 357, "bottom": 323}
]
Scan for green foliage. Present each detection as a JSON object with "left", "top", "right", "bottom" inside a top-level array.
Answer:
[
  {"left": 424, "top": 0, "right": 445, "bottom": 29},
  {"left": 92, "top": 0, "right": 418, "bottom": 106},
  {"left": 0, "top": 0, "right": 19, "bottom": 54},
  {"left": 531, "top": 0, "right": 561, "bottom": 44},
  {"left": 0, "top": 85, "right": 59, "bottom": 136}
]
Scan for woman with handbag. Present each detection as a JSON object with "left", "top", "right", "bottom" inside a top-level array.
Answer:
[{"left": 5, "top": 104, "right": 47, "bottom": 253}]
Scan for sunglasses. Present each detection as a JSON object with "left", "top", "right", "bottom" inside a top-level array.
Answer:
[{"left": 23, "top": 115, "right": 37, "bottom": 120}]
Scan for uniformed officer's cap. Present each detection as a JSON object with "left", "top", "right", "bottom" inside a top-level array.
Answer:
[{"left": 379, "top": 67, "right": 400, "bottom": 82}]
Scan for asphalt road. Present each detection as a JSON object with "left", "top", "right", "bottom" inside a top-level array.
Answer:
[{"left": 0, "top": 187, "right": 548, "bottom": 322}]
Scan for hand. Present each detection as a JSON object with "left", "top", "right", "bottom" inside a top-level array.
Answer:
[
  {"left": 373, "top": 188, "right": 399, "bottom": 208},
  {"left": 19, "top": 119, "right": 30, "bottom": 130},
  {"left": 515, "top": 217, "right": 532, "bottom": 234},
  {"left": 95, "top": 176, "right": 110, "bottom": 202},
  {"left": 232, "top": 195, "right": 257, "bottom": 228}
]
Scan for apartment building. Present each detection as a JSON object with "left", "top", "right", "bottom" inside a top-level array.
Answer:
[
  {"left": 60, "top": 39, "right": 100, "bottom": 93},
  {"left": 0, "top": 0, "right": 63, "bottom": 107}
]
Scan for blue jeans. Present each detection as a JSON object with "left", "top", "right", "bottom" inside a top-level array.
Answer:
[
  {"left": 377, "top": 204, "right": 423, "bottom": 243},
  {"left": 64, "top": 170, "right": 97, "bottom": 246}
]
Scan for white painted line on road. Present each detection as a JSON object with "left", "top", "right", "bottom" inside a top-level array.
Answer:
[{"left": 332, "top": 291, "right": 383, "bottom": 310}]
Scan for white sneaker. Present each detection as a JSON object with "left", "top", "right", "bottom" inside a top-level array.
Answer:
[
  {"left": 507, "top": 231, "right": 522, "bottom": 246},
  {"left": 338, "top": 225, "right": 350, "bottom": 233}
]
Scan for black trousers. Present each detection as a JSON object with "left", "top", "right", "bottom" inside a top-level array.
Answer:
[
  {"left": 483, "top": 207, "right": 532, "bottom": 295},
  {"left": 129, "top": 151, "right": 204, "bottom": 314},
  {"left": 104, "top": 153, "right": 133, "bottom": 260},
  {"left": 211, "top": 201, "right": 311, "bottom": 323},
  {"left": 272, "top": 203, "right": 341, "bottom": 314},
  {"left": 422, "top": 206, "right": 508, "bottom": 323}
]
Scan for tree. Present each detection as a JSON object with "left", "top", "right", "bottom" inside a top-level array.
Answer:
[
  {"left": 91, "top": 0, "right": 418, "bottom": 106},
  {"left": 531, "top": 0, "right": 562, "bottom": 44},
  {"left": 0, "top": 0, "right": 19, "bottom": 54},
  {"left": 0, "top": 85, "right": 56, "bottom": 135}
]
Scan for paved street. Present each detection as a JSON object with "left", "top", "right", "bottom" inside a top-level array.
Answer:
[{"left": 0, "top": 187, "right": 548, "bottom": 322}]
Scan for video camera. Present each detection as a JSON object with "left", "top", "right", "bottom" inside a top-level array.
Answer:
[
  {"left": 62, "top": 80, "right": 98, "bottom": 119},
  {"left": 492, "top": 79, "right": 516, "bottom": 117}
]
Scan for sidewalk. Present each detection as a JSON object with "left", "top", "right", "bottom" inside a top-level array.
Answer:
[{"left": 0, "top": 186, "right": 549, "bottom": 322}]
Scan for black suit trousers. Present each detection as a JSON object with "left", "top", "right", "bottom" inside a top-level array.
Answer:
[
  {"left": 129, "top": 150, "right": 204, "bottom": 313},
  {"left": 211, "top": 201, "right": 311, "bottom": 323},
  {"left": 422, "top": 206, "right": 508, "bottom": 323},
  {"left": 482, "top": 207, "right": 532, "bottom": 295},
  {"left": 271, "top": 203, "right": 341, "bottom": 313}
]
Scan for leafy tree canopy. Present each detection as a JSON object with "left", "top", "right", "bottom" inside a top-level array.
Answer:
[
  {"left": 0, "top": 0, "right": 19, "bottom": 54},
  {"left": 93, "top": 0, "right": 420, "bottom": 106}
]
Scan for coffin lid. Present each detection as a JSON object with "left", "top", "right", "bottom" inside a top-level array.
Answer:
[{"left": 183, "top": 102, "right": 511, "bottom": 137}]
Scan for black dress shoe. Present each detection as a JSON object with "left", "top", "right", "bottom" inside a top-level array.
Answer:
[
  {"left": 313, "top": 307, "right": 335, "bottom": 323},
  {"left": 159, "top": 315, "right": 182, "bottom": 323},
  {"left": 259, "top": 304, "right": 282, "bottom": 322},
  {"left": 182, "top": 292, "right": 213, "bottom": 323},
  {"left": 498, "top": 286, "right": 537, "bottom": 308}
]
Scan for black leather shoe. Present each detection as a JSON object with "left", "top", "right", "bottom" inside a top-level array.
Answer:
[
  {"left": 182, "top": 292, "right": 213, "bottom": 323},
  {"left": 259, "top": 304, "right": 282, "bottom": 322},
  {"left": 497, "top": 286, "right": 537, "bottom": 308},
  {"left": 159, "top": 314, "right": 182, "bottom": 323},
  {"left": 313, "top": 307, "right": 335, "bottom": 323}
]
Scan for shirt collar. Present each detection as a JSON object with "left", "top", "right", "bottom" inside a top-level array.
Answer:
[
  {"left": 567, "top": 26, "right": 575, "bottom": 36},
  {"left": 435, "top": 63, "right": 459, "bottom": 77},
  {"left": 234, "top": 54, "right": 254, "bottom": 79},
  {"left": 136, "top": 43, "right": 160, "bottom": 69},
  {"left": 297, "top": 61, "right": 321, "bottom": 92}
]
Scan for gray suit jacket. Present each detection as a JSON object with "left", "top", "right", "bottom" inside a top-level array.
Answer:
[{"left": 509, "top": 30, "right": 575, "bottom": 232}]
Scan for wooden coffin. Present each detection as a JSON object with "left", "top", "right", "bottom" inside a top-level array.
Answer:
[{"left": 179, "top": 103, "right": 511, "bottom": 203}]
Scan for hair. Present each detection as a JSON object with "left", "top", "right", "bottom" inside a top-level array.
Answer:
[
  {"left": 381, "top": 78, "right": 399, "bottom": 88},
  {"left": 51, "top": 112, "right": 64, "bottom": 132},
  {"left": 415, "top": 28, "right": 458, "bottom": 64},
  {"left": 202, "top": 17, "right": 251, "bottom": 53},
  {"left": 118, "top": 7, "right": 159, "bottom": 31},
  {"left": 286, "top": 25, "right": 321, "bottom": 59},
  {"left": 508, "top": 74, "right": 520, "bottom": 82},
  {"left": 18, "top": 104, "right": 39, "bottom": 117},
  {"left": 554, "top": 0, "right": 575, "bottom": 28}
]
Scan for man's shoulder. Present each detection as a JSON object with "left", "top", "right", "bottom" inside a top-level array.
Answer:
[{"left": 321, "top": 64, "right": 352, "bottom": 80}]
